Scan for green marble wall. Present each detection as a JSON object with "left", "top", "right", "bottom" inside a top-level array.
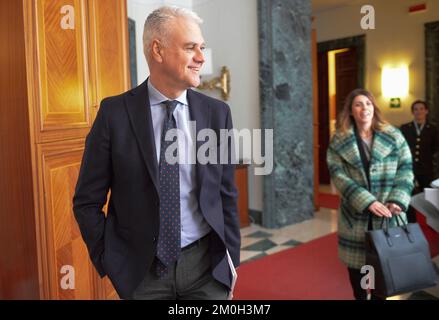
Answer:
[{"left": 258, "top": 0, "right": 314, "bottom": 228}]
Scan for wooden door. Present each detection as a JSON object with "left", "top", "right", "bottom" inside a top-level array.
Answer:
[
  {"left": 88, "top": 0, "right": 130, "bottom": 299},
  {"left": 88, "top": 0, "right": 130, "bottom": 121},
  {"left": 36, "top": 139, "right": 100, "bottom": 299},
  {"left": 335, "top": 48, "right": 358, "bottom": 115},
  {"left": 19, "top": 0, "right": 129, "bottom": 300},
  {"left": 26, "top": 0, "right": 93, "bottom": 143}
]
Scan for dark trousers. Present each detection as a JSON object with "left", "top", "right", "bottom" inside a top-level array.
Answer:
[
  {"left": 347, "top": 268, "right": 385, "bottom": 300},
  {"left": 130, "top": 235, "right": 229, "bottom": 300}
]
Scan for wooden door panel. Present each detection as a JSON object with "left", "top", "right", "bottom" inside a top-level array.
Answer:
[
  {"left": 37, "top": 139, "right": 99, "bottom": 299},
  {"left": 88, "top": 0, "right": 130, "bottom": 119},
  {"left": 88, "top": 0, "right": 129, "bottom": 299},
  {"left": 23, "top": 0, "right": 91, "bottom": 143},
  {"left": 335, "top": 48, "right": 358, "bottom": 115},
  {"left": 31, "top": 0, "right": 92, "bottom": 142}
]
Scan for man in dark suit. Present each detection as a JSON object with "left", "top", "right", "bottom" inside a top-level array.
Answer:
[
  {"left": 73, "top": 6, "right": 240, "bottom": 300},
  {"left": 401, "top": 100, "right": 439, "bottom": 222}
]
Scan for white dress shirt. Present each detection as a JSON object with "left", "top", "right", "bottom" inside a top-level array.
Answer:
[{"left": 147, "top": 80, "right": 211, "bottom": 247}]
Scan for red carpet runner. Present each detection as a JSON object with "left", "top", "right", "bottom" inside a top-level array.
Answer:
[
  {"left": 234, "top": 233, "right": 353, "bottom": 300},
  {"left": 233, "top": 193, "right": 439, "bottom": 300},
  {"left": 319, "top": 192, "right": 340, "bottom": 210}
]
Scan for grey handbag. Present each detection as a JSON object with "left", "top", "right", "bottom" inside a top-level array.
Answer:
[{"left": 365, "top": 216, "right": 438, "bottom": 297}]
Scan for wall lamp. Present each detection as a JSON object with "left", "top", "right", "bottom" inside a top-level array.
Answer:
[
  {"left": 197, "top": 48, "right": 231, "bottom": 101},
  {"left": 381, "top": 65, "right": 409, "bottom": 108}
]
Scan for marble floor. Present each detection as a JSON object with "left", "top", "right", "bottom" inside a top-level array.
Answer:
[{"left": 239, "top": 185, "right": 439, "bottom": 300}]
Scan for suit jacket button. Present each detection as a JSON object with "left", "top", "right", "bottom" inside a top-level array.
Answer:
[{"left": 153, "top": 237, "right": 157, "bottom": 243}]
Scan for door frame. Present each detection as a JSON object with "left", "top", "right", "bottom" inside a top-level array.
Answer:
[
  {"left": 316, "top": 35, "right": 366, "bottom": 187},
  {"left": 317, "top": 35, "right": 366, "bottom": 89}
]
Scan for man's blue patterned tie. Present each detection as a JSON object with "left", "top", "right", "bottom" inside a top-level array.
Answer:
[{"left": 156, "top": 100, "right": 181, "bottom": 278}]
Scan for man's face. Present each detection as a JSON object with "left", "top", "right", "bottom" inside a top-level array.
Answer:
[
  {"left": 412, "top": 103, "right": 428, "bottom": 123},
  {"left": 159, "top": 17, "right": 205, "bottom": 91}
]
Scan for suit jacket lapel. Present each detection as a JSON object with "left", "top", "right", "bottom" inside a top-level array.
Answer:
[
  {"left": 187, "top": 90, "right": 210, "bottom": 195},
  {"left": 124, "top": 80, "right": 159, "bottom": 193}
]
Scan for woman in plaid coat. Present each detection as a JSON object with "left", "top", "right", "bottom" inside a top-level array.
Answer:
[{"left": 327, "top": 89, "right": 414, "bottom": 300}]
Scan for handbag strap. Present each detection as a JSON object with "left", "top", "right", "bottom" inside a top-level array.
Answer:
[
  {"left": 371, "top": 215, "right": 415, "bottom": 244},
  {"left": 395, "top": 215, "right": 415, "bottom": 243}
]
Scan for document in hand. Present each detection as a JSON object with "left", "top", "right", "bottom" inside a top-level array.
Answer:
[{"left": 226, "top": 249, "right": 238, "bottom": 300}]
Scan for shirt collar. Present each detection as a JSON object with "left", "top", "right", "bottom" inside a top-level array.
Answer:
[{"left": 147, "top": 78, "right": 188, "bottom": 107}]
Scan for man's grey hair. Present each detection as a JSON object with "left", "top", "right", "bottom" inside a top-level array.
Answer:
[{"left": 143, "top": 6, "right": 203, "bottom": 60}]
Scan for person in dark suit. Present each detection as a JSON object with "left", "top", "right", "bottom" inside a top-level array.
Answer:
[
  {"left": 72, "top": 6, "right": 240, "bottom": 300},
  {"left": 400, "top": 100, "right": 439, "bottom": 222}
]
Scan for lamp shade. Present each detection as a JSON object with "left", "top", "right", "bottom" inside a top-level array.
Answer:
[
  {"left": 381, "top": 66, "right": 409, "bottom": 98},
  {"left": 199, "top": 48, "right": 213, "bottom": 76}
]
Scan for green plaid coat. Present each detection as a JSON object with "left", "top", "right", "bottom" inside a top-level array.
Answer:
[{"left": 327, "top": 125, "right": 414, "bottom": 269}]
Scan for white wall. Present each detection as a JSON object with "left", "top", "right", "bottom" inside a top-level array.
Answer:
[
  {"left": 127, "top": 0, "right": 193, "bottom": 84},
  {"left": 315, "top": 0, "right": 439, "bottom": 126},
  {"left": 127, "top": 0, "right": 262, "bottom": 211},
  {"left": 192, "top": 0, "right": 261, "bottom": 211}
]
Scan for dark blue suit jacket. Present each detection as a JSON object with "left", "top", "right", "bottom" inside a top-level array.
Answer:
[{"left": 73, "top": 80, "right": 240, "bottom": 299}]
